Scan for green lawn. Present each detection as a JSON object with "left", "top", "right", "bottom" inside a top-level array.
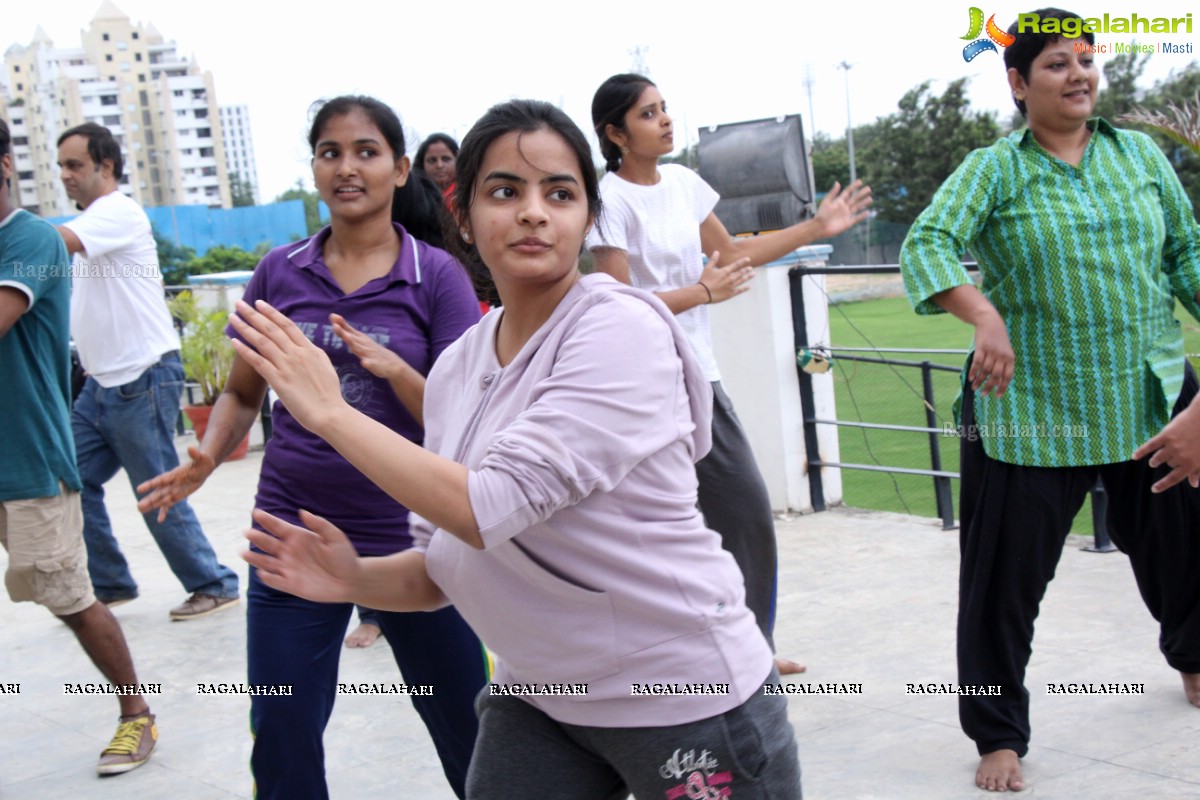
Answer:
[{"left": 824, "top": 293, "right": 1200, "bottom": 534}]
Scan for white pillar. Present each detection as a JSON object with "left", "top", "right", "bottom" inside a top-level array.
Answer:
[{"left": 709, "top": 245, "right": 842, "bottom": 512}]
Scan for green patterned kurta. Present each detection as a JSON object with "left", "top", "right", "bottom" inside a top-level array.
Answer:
[{"left": 900, "top": 119, "right": 1200, "bottom": 467}]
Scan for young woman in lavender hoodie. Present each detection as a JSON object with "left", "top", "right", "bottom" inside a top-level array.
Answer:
[{"left": 234, "top": 99, "right": 802, "bottom": 799}]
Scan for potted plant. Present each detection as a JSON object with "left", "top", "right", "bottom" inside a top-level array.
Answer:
[{"left": 168, "top": 290, "right": 250, "bottom": 460}]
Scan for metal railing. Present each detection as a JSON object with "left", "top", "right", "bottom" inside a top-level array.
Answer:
[
  {"left": 789, "top": 263, "right": 1116, "bottom": 549},
  {"left": 808, "top": 348, "right": 962, "bottom": 530}
]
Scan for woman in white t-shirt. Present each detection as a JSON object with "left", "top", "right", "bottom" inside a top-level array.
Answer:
[{"left": 586, "top": 73, "right": 872, "bottom": 674}]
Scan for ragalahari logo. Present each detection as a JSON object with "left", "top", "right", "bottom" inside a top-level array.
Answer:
[{"left": 961, "top": 7, "right": 1016, "bottom": 61}]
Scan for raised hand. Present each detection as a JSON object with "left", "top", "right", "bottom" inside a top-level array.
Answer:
[
  {"left": 244, "top": 509, "right": 362, "bottom": 603},
  {"left": 330, "top": 313, "right": 410, "bottom": 381},
  {"left": 814, "top": 180, "right": 873, "bottom": 238},
  {"left": 699, "top": 250, "right": 755, "bottom": 304},
  {"left": 136, "top": 445, "right": 217, "bottom": 523},
  {"left": 229, "top": 299, "right": 345, "bottom": 436}
]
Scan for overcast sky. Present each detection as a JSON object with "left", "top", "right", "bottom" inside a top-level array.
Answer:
[{"left": 7, "top": 0, "right": 1198, "bottom": 199}]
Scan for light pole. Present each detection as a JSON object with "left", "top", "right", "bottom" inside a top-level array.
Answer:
[{"left": 837, "top": 61, "right": 857, "bottom": 185}]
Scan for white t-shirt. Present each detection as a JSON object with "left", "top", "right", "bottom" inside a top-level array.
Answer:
[
  {"left": 65, "top": 190, "right": 180, "bottom": 387},
  {"left": 586, "top": 164, "right": 721, "bottom": 380}
]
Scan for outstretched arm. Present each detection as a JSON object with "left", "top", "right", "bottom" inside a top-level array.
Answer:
[
  {"left": 229, "top": 299, "right": 483, "bottom": 548},
  {"left": 699, "top": 180, "right": 872, "bottom": 268},
  {"left": 244, "top": 509, "right": 447, "bottom": 611},
  {"left": 136, "top": 353, "right": 268, "bottom": 520},
  {"left": 591, "top": 247, "right": 754, "bottom": 315},
  {"left": 54, "top": 225, "right": 85, "bottom": 255}
]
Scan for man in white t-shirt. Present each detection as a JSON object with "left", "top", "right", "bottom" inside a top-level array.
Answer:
[{"left": 54, "top": 123, "right": 239, "bottom": 620}]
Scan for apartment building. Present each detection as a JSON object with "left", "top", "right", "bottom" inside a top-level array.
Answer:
[
  {"left": 1, "top": 1, "right": 232, "bottom": 216},
  {"left": 219, "top": 104, "right": 260, "bottom": 205}
]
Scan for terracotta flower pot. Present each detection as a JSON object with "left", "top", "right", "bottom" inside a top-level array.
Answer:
[{"left": 182, "top": 405, "right": 250, "bottom": 461}]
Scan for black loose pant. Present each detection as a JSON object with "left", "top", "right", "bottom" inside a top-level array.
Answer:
[
  {"left": 957, "top": 363, "right": 1200, "bottom": 756},
  {"left": 696, "top": 381, "right": 780, "bottom": 648}
]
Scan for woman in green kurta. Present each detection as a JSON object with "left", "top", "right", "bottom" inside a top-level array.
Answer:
[{"left": 900, "top": 6, "right": 1200, "bottom": 793}]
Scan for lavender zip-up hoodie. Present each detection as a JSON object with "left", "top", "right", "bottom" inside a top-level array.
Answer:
[{"left": 412, "top": 273, "right": 773, "bottom": 727}]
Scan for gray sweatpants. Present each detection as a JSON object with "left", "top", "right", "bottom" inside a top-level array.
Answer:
[{"left": 465, "top": 670, "right": 802, "bottom": 799}]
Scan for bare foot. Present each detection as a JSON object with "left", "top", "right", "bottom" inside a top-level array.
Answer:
[
  {"left": 976, "top": 749, "right": 1024, "bottom": 792},
  {"left": 1182, "top": 672, "right": 1200, "bottom": 708},
  {"left": 344, "top": 623, "right": 381, "bottom": 648},
  {"left": 774, "top": 655, "right": 806, "bottom": 675}
]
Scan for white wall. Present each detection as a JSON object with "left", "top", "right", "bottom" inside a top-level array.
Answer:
[{"left": 709, "top": 245, "right": 842, "bottom": 512}]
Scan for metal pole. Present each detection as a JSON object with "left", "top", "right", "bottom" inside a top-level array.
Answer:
[
  {"left": 1082, "top": 480, "right": 1117, "bottom": 553},
  {"left": 838, "top": 61, "right": 857, "bottom": 185},
  {"left": 803, "top": 64, "right": 817, "bottom": 144},
  {"left": 922, "top": 362, "right": 956, "bottom": 530},
  {"left": 789, "top": 269, "right": 826, "bottom": 512}
]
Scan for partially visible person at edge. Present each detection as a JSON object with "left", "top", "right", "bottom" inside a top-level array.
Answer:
[
  {"left": 0, "top": 118, "right": 158, "bottom": 776},
  {"left": 52, "top": 122, "right": 240, "bottom": 620},
  {"left": 233, "top": 98, "right": 803, "bottom": 799},
  {"left": 586, "top": 73, "right": 872, "bottom": 677},
  {"left": 898, "top": 7, "right": 1200, "bottom": 793},
  {"left": 136, "top": 96, "right": 486, "bottom": 799}
]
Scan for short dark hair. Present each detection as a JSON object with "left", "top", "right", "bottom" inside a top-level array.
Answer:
[
  {"left": 414, "top": 133, "right": 459, "bottom": 173},
  {"left": 308, "top": 95, "right": 406, "bottom": 159},
  {"left": 58, "top": 122, "right": 124, "bottom": 179},
  {"left": 1005, "top": 8, "right": 1095, "bottom": 117},
  {"left": 591, "top": 73, "right": 657, "bottom": 173},
  {"left": 449, "top": 99, "right": 600, "bottom": 265}
]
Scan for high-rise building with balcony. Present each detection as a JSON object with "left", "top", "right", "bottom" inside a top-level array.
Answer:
[
  {"left": 0, "top": 1, "right": 232, "bottom": 216},
  {"left": 219, "top": 104, "right": 260, "bottom": 205}
]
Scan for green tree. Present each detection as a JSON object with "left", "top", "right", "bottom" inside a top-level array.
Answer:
[
  {"left": 811, "top": 132, "right": 852, "bottom": 192},
  {"left": 1093, "top": 50, "right": 1152, "bottom": 122},
  {"left": 153, "top": 224, "right": 196, "bottom": 286},
  {"left": 228, "top": 170, "right": 256, "bottom": 207},
  {"left": 661, "top": 144, "right": 698, "bottom": 169},
  {"left": 184, "top": 245, "right": 261, "bottom": 276},
  {"left": 856, "top": 78, "right": 1000, "bottom": 225},
  {"left": 274, "top": 180, "right": 322, "bottom": 235}
]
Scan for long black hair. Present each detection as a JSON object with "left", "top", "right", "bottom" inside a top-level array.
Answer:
[{"left": 590, "top": 73, "right": 656, "bottom": 173}]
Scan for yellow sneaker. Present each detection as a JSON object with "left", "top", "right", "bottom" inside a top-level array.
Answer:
[{"left": 97, "top": 713, "right": 157, "bottom": 775}]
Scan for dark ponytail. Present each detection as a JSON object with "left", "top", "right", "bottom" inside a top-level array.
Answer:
[{"left": 590, "top": 73, "right": 656, "bottom": 173}]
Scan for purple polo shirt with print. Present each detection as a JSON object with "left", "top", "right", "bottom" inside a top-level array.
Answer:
[{"left": 231, "top": 223, "right": 481, "bottom": 556}]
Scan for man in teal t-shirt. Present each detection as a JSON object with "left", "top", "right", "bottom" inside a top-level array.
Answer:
[{"left": 0, "top": 120, "right": 158, "bottom": 776}]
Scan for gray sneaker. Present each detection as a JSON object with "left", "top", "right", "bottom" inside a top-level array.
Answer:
[
  {"left": 169, "top": 593, "right": 239, "bottom": 621},
  {"left": 97, "top": 712, "right": 157, "bottom": 775}
]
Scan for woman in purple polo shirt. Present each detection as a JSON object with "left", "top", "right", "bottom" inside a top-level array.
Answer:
[{"left": 138, "top": 96, "right": 486, "bottom": 799}]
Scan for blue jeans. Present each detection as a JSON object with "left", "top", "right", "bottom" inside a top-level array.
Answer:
[
  {"left": 248, "top": 568, "right": 486, "bottom": 799},
  {"left": 72, "top": 352, "right": 239, "bottom": 601}
]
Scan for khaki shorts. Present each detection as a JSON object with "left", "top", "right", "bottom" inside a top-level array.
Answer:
[{"left": 0, "top": 486, "right": 95, "bottom": 616}]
